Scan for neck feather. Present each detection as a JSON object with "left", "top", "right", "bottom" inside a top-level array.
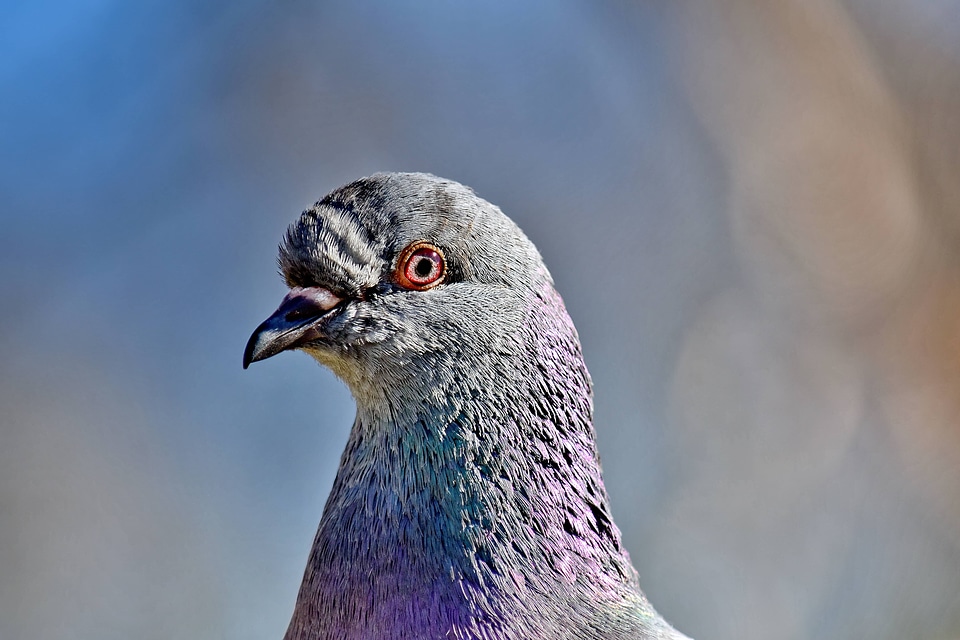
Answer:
[{"left": 285, "top": 283, "right": 655, "bottom": 640}]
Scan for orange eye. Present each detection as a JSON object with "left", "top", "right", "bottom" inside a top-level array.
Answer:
[{"left": 395, "top": 242, "right": 445, "bottom": 290}]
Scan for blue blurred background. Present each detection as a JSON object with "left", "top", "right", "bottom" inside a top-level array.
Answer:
[{"left": 3, "top": 1, "right": 960, "bottom": 638}]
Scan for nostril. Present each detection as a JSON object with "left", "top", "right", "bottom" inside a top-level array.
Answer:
[
  {"left": 285, "top": 308, "right": 309, "bottom": 322},
  {"left": 284, "top": 299, "right": 327, "bottom": 322}
]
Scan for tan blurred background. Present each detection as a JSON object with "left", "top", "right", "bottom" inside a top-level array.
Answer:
[{"left": 2, "top": 1, "right": 959, "bottom": 639}]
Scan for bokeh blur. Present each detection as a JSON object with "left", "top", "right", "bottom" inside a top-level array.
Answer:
[{"left": 3, "top": 1, "right": 960, "bottom": 638}]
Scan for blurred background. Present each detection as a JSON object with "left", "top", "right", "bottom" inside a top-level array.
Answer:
[{"left": 2, "top": 1, "right": 960, "bottom": 638}]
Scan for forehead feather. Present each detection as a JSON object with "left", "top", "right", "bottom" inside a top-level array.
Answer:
[{"left": 278, "top": 172, "right": 542, "bottom": 291}]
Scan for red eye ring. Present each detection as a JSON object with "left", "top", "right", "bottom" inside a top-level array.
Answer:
[{"left": 395, "top": 242, "right": 446, "bottom": 290}]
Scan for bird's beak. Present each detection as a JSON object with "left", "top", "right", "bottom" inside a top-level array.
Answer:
[{"left": 243, "top": 287, "right": 343, "bottom": 369}]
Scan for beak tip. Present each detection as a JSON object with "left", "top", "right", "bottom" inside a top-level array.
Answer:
[{"left": 242, "top": 326, "right": 266, "bottom": 370}]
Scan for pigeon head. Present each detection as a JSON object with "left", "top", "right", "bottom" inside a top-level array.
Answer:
[
  {"left": 244, "top": 173, "right": 684, "bottom": 640},
  {"left": 244, "top": 172, "right": 550, "bottom": 407}
]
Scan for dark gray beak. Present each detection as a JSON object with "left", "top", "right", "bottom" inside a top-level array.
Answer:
[{"left": 243, "top": 287, "right": 343, "bottom": 369}]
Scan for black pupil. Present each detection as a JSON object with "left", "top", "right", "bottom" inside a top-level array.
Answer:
[{"left": 414, "top": 257, "right": 434, "bottom": 278}]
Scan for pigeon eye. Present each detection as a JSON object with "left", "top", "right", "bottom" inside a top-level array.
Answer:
[{"left": 396, "top": 242, "right": 445, "bottom": 290}]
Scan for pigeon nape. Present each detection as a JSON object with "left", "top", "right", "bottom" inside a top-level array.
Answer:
[{"left": 244, "top": 173, "right": 690, "bottom": 640}]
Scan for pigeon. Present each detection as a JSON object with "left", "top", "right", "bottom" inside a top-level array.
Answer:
[{"left": 244, "top": 173, "right": 689, "bottom": 640}]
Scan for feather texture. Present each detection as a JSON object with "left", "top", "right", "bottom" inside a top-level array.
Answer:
[{"left": 246, "top": 173, "right": 689, "bottom": 640}]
